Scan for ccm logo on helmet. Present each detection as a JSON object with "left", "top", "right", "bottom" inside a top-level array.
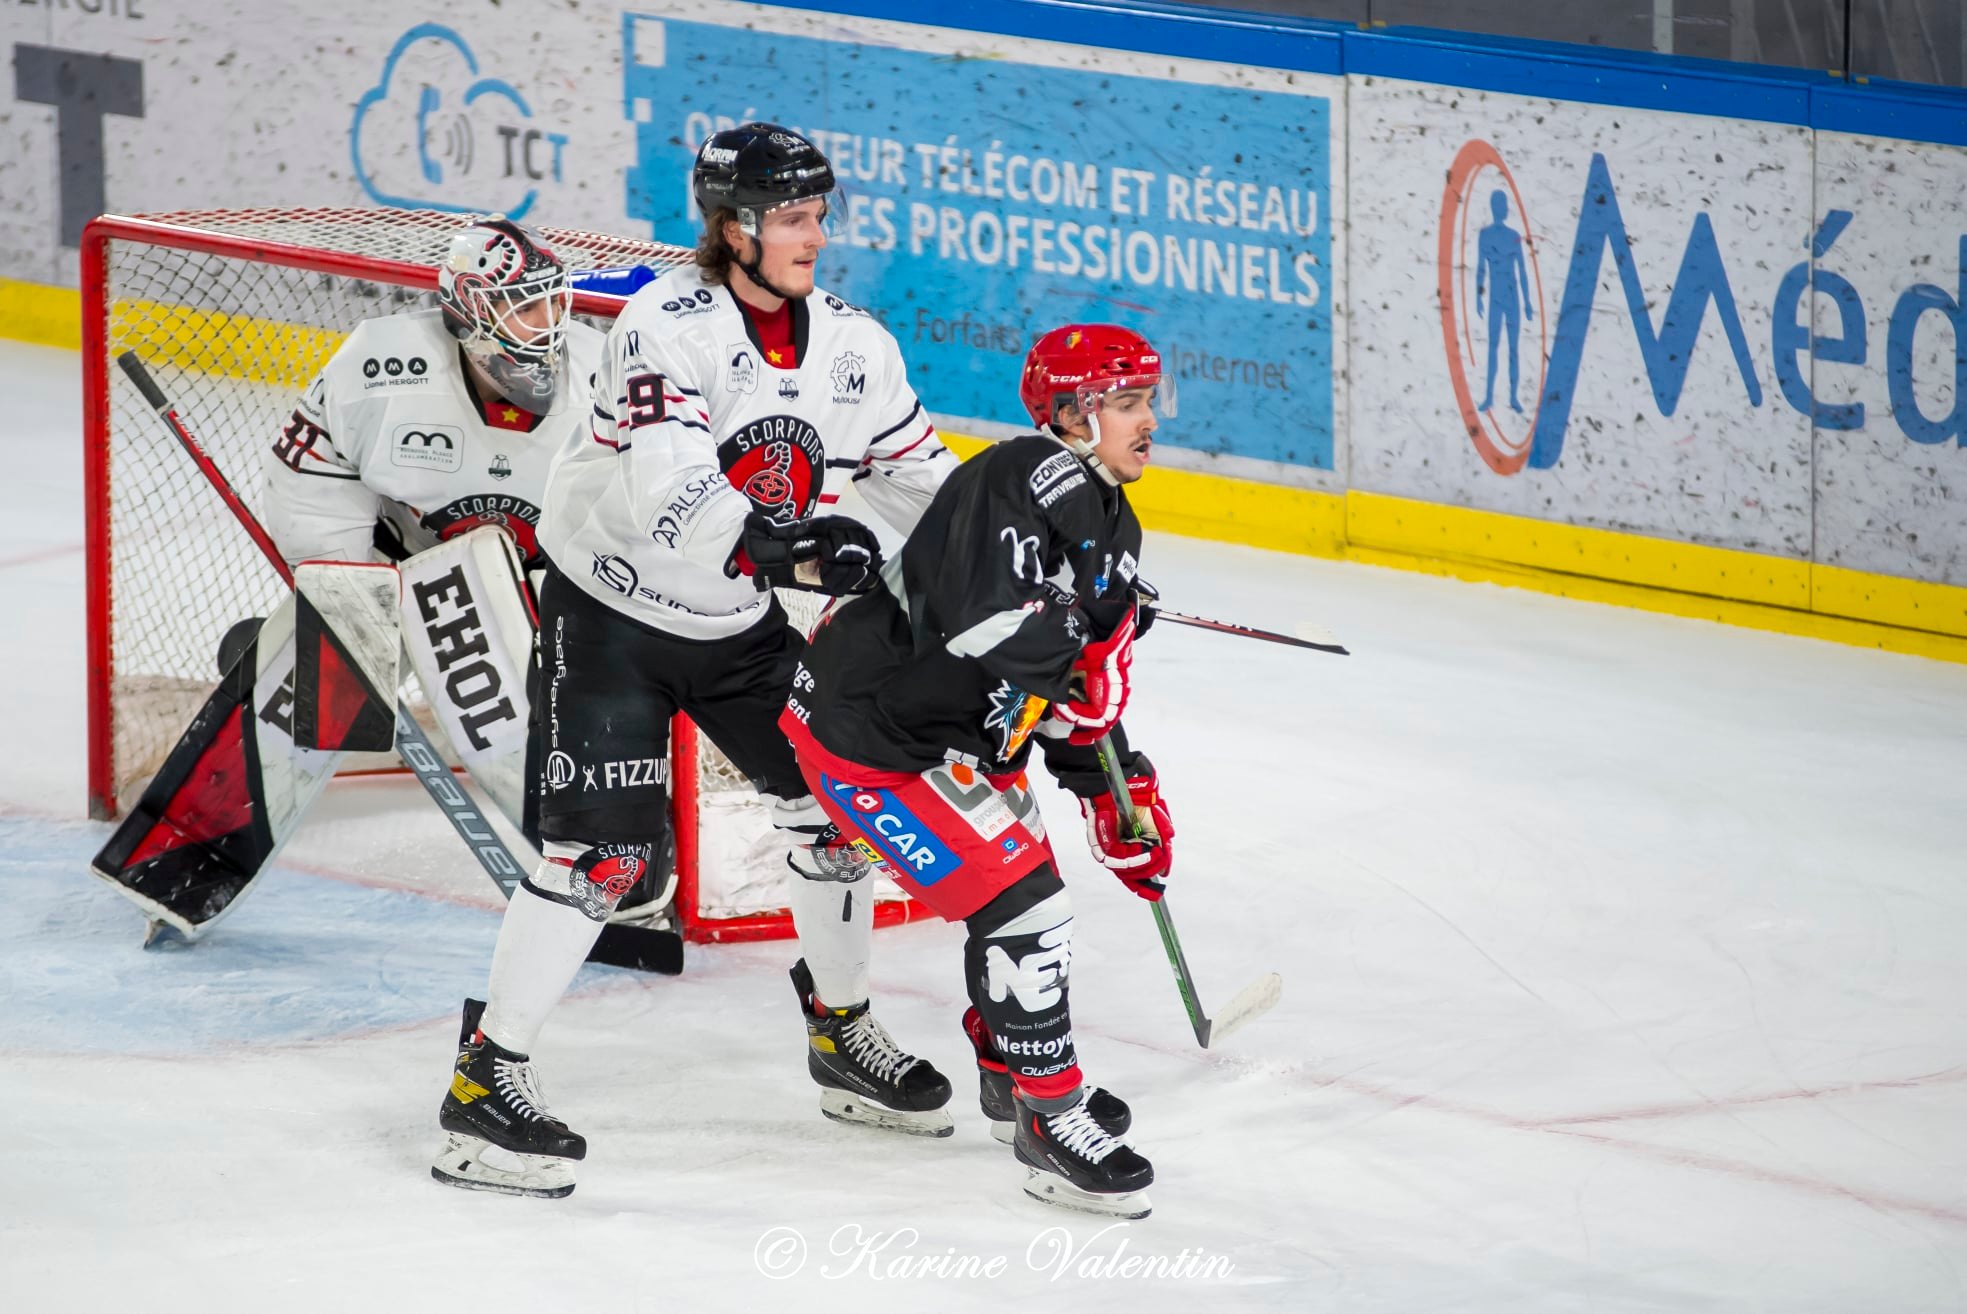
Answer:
[{"left": 822, "top": 776, "right": 961, "bottom": 883}]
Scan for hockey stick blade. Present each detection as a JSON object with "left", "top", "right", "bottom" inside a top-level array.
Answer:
[
  {"left": 1098, "top": 734, "right": 1282, "bottom": 1048},
  {"left": 1204, "top": 971, "right": 1283, "bottom": 1046},
  {"left": 589, "top": 922, "right": 684, "bottom": 975},
  {"left": 1148, "top": 607, "right": 1348, "bottom": 656}
]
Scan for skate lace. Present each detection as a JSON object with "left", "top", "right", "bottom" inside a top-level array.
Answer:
[
  {"left": 1047, "top": 1101, "right": 1121, "bottom": 1164},
  {"left": 841, "top": 1010, "right": 921, "bottom": 1085},
  {"left": 492, "top": 1055, "right": 556, "bottom": 1124}
]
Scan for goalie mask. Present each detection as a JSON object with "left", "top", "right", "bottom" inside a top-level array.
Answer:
[
  {"left": 1019, "top": 325, "right": 1176, "bottom": 483},
  {"left": 438, "top": 217, "right": 573, "bottom": 412}
]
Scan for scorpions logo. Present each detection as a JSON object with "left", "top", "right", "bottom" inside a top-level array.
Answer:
[{"left": 717, "top": 415, "right": 824, "bottom": 524}]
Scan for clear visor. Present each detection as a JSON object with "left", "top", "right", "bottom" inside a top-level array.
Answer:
[
  {"left": 1075, "top": 372, "right": 1176, "bottom": 420},
  {"left": 739, "top": 190, "right": 840, "bottom": 243}
]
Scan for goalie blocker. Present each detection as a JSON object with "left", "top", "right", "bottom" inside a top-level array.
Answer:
[{"left": 90, "top": 529, "right": 557, "bottom": 941}]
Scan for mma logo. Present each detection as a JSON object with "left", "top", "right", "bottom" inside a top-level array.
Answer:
[
  {"left": 661, "top": 290, "right": 716, "bottom": 316},
  {"left": 391, "top": 421, "right": 465, "bottom": 471}
]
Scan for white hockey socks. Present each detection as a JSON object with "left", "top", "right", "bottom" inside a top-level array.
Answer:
[
  {"left": 478, "top": 843, "right": 616, "bottom": 1054},
  {"left": 785, "top": 859, "right": 877, "bottom": 1007},
  {"left": 774, "top": 793, "right": 876, "bottom": 1007}
]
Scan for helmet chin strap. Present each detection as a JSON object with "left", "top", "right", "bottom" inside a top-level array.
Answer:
[
  {"left": 736, "top": 226, "right": 802, "bottom": 303},
  {"left": 1063, "top": 411, "right": 1121, "bottom": 487}
]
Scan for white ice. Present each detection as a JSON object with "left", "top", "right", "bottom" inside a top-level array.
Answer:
[{"left": 3, "top": 338, "right": 1966, "bottom": 1312}]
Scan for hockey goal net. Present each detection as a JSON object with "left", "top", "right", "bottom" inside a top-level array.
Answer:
[{"left": 80, "top": 208, "right": 927, "bottom": 944}]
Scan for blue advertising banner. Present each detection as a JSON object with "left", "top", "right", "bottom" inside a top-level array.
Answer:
[{"left": 621, "top": 10, "right": 1339, "bottom": 471}]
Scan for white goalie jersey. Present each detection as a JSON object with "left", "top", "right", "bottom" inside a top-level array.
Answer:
[
  {"left": 262, "top": 308, "right": 603, "bottom": 569},
  {"left": 539, "top": 264, "right": 953, "bottom": 640}
]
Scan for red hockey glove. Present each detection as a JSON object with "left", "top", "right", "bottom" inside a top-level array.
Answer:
[
  {"left": 1053, "top": 608, "right": 1136, "bottom": 746},
  {"left": 1078, "top": 758, "right": 1174, "bottom": 901}
]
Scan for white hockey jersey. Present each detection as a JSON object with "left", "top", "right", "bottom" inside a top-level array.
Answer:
[
  {"left": 262, "top": 308, "right": 603, "bottom": 569},
  {"left": 539, "top": 264, "right": 952, "bottom": 640}
]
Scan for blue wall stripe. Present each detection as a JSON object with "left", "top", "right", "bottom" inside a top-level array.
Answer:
[
  {"left": 1813, "top": 81, "right": 1967, "bottom": 149},
  {"left": 1344, "top": 28, "right": 1822, "bottom": 128},
  {"left": 732, "top": 0, "right": 1967, "bottom": 148},
  {"left": 746, "top": 0, "right": 1348, "bottom": 74}
]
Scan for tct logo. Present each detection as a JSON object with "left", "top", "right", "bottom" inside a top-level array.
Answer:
[
  {"left": 1439, "top": 141, "right": 1759, "bottom": 475},
  {"left": 349, "top": 23, "right": 569, "bottom": 219}
]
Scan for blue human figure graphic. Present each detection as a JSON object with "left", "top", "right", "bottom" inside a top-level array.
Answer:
[{"left": 1475, "top": 189, "right": 1534, "bottom": 413}]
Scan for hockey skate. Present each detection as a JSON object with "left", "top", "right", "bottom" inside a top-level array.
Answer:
[
  {"left": 431, "top": 999, "right": 586, "bottom": 1199},
  {"left": 962, "top": 1006, "right": 1131, "bottom": 1145},
  {"left": 792, "top": 959, "right": 954, "bottom": 1138},
  {"left": 1012, "top": 1090, "right": 1154, "bottom": 1219}
]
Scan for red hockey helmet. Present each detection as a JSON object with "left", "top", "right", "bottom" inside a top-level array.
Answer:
[{"left": 1018, "top": 324, "right": 1175, "bottom": 429}]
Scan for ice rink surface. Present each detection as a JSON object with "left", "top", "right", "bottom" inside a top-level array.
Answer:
[{"left": 4, "top": 338, "right": 1967, "bottom": 1311}]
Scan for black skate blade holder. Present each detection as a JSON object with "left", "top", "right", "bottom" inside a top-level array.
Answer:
[{"left": 1096, "top": 734, "right": 1282, "bottom": 1049}]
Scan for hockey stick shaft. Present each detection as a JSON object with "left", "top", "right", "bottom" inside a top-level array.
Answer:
[
  {"left": 115, "top": 350, "right": 529, "bottom": 892},
  {"left": 1096, "top": 733, "right": 1213, "bottom": 1047},
  {"left": 120, "top": 351, "right": 296, "bottom": 589},
  {"left": 1146, "top": 606, "right": 1349, "bottom": 655}
]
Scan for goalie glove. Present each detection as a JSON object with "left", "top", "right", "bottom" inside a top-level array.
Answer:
[
  {"left": 1052, "top": 606, "right": 1136, "bottom": 745},
  {"left": 728, "top": 511, "right": 883, "bottom": 595},
  {"left": 1076, "top": 754, "right": 1174, "bottom": 901}
]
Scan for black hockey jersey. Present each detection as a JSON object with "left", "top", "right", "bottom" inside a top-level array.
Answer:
[{"left": 792, "top": 433, "right": 1143, "bottom": 777}]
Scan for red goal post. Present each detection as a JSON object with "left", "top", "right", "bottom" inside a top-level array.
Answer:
[{"left": 78, "top": 207, "right": 928, "bottom": 944}]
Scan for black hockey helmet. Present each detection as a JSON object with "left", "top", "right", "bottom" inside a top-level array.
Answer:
[{"left": 692, "top": 123, "right": 835, "bottom": 236}]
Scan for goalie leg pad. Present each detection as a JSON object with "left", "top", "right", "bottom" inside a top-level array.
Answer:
[
  {"left": 292, "top": 561, "right": 400, "bottom": 753},
  {"left": 89, "top": 598, "right": 344, "bottom": 940},
  {"left": 399, "top": 526, "right": 537, "bottom": 832}
]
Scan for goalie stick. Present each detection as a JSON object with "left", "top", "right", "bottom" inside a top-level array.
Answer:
[
  {"left": 115, "top": 350, "right": 681, "bottom": 973},
  {"left": 1096, "top": 732, "right": 1282, "bottom": 1049}
]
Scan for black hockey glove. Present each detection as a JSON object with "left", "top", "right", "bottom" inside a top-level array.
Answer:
[{"left": 731, "top": 511, "right": 884, "bottom": 596}]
